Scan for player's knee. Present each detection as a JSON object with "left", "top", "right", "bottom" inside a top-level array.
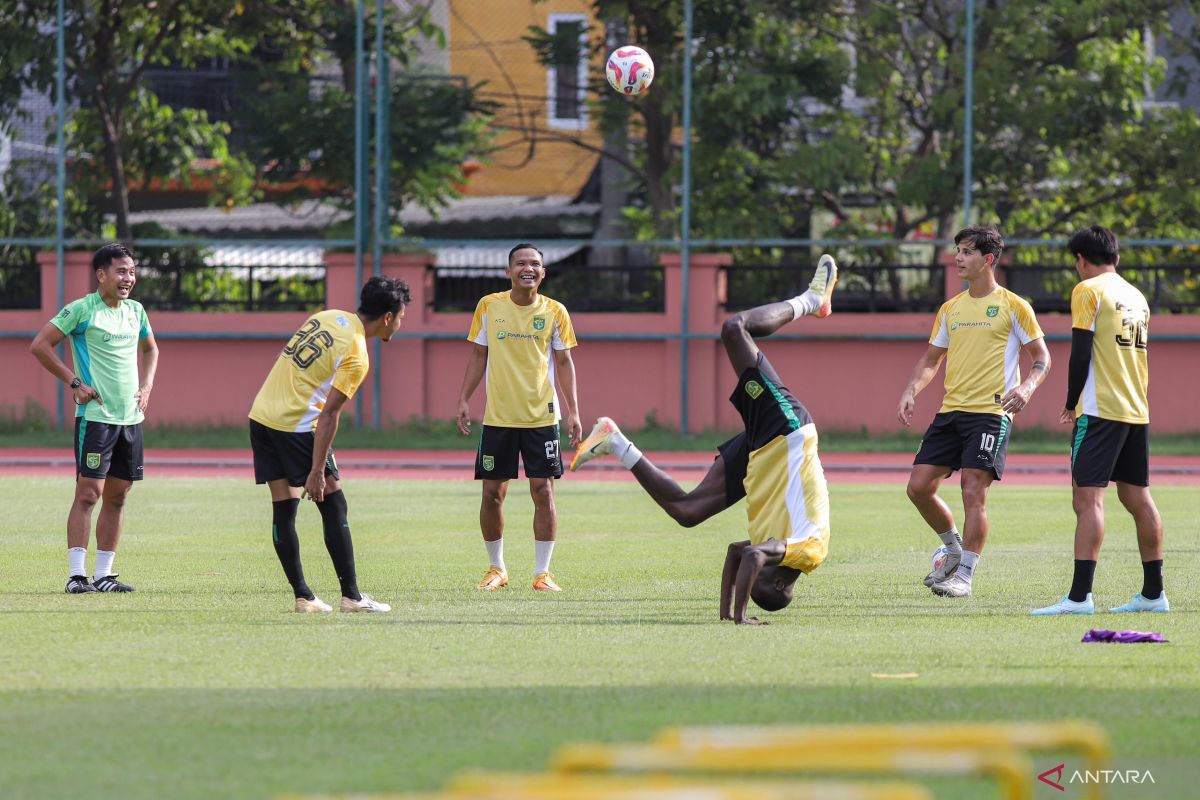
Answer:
[
  {"left": 74, "top": 485, "right": 101, "bottom": 507},
  {"left": 960, "top": 484, "right": 988, "bottom": 510},
  {"left": 104, "top": 490, "right": 129, "bottom": 509},
  {"left": 720, "top": 314, "right": 747, "bottom": 346},
  {"left": 530, "top": 481, "right": 554, "bottom": 507},
  {"left": 905, "top": 480, "right": 931, "bottom": 503}
]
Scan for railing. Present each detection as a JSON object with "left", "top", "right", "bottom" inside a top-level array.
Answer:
[
  {"left": 133, "top": 262, "right": 326, "bottom": 312},
  {"left": 430, "top": 264, "right": 665, "bottom": 313},
  {"left": 723, "top": 263, "right": 943, "bottom": 313},
  {"left": 1001, "top": 264, "right": 1200, "bottom": 313},
  {"left": 0, "top": 261, "right": 41, "bottom": 310}
]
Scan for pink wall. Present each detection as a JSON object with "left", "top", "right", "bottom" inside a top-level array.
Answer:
[{"left": 4, "top": 251, "right": 1199, "bottom": 433}]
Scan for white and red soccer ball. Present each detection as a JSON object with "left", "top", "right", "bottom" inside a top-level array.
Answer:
[
  {"left": 606, "top": 45, "right": 654, "bottom": 96},
  {"left": 932, "top": 545, "right": 950, "bottom": 574}
]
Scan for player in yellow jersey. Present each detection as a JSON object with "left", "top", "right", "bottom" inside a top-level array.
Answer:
[
  {"left": 248, "top": 276, "right": 410, "bottom": 613},
  {"left": 571, "top": 256, "right": 838, "bottom": 624},
  {"left": 456, "top": 244, "right": 582, "bottom": 592},
  {"left": 897, "top": 226, "right": 1051, "bottom": 598},
  {"left": 1033, "top": 225, "right": 1168, "bottom": 615}
]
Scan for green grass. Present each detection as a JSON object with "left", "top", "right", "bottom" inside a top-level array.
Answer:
[
  {"left": 4, "top": 415, "right": 1200, "bottom": 454},
  {"left": 1, "top": 477, "right": 1197, "bottom": 799}
]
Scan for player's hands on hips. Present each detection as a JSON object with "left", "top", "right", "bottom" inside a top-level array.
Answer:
[
  {"left": 1001, "top": 384, "right": 1033, "bottom": 415},
  {"left": 566, "top": 412, "right": 582, "bottom": 448},
  {"left": 73, "top": 383, "right": 101, "bottom": 406},
  {"left": 1059, "top": 408, "right": 1075, "bottom": 425},
  {"left": 897, "top": 392, "right": 916, "bottom": 426},
  {"left": 456, "top": 400, "right": 472, "bottom": 435},
  {"left": 135, "top": 384, "right": 152, "bottom": 413},
  {"left": 303, "top": 469, "right": 326, "bottom": 502}
]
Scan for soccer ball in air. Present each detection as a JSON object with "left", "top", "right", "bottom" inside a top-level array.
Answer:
[
  {"left": 606, "top": 46, "right": 655, "bottom": 96},
  {"left": 931, "top": 545, "right": 950, "bottom": 574}
]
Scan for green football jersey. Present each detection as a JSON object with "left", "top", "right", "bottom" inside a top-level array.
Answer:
[{"left": 50, "top": 292, "right": 153, "bottom": 425}]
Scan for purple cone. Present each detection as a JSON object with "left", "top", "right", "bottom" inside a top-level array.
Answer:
[{"left": 1082, "top": 629, "right": 1168, "bottom": 643}]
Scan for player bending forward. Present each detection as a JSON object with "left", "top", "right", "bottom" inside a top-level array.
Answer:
[{"left": 571, "top": 257, "right": 838, "bottom": 624}]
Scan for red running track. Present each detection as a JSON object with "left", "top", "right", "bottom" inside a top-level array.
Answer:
[{"left": 2, "top": 448, "right": 1197, "bottom": 485}]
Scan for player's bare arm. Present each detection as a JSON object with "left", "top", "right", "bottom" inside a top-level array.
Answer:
[
  {"left": 30, "top": 322, "right": 102, "bottom": 405},
  {"left": 897, "top": 344, "right": 947, "bottom": 426},
  {"left": 136, "top": 331, "right": 159, "bottom": 414},
  {"left": 1001, "top": 338, "right": 1051, "bottom": 415},
  {"left": 553, "top": 347, "right": 582, "bottom": 447},
  {"left": 305, "top": 387, "right": 350, "bottom": 503},
  {"left": 722, "top": 539, "right": 787, "bottom": 625},
  {"left": 456, "top": 343, "right": 489, "bottom": 435}
]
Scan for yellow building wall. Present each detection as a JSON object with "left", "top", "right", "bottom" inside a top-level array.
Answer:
[{"left": 450, "top": 0, "right": 603, "bottom": 197}]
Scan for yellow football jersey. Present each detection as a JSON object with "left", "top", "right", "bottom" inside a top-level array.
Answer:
[
  {"left": 930, "top": 287, "right": 1044, "bottom": 415},
  {"left": 467, "top": 291, "right": 577, "bottom": 428},
  {"left": 1071, "top": 272, "right": 1149, "bottom": 424},
  {"left": 744, "top": 424, "right": 830, "bottom": 574},
  {"left": 248, "top": 310, "right": 369, "bottom": 433}
]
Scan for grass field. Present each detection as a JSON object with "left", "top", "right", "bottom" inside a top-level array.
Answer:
[{"left": 1, "top": 476, "right": 1196, "bottom": 800}]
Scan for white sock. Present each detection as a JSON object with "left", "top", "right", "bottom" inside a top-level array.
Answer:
[
  {"left": 938, "top": 528, "right": 963, "bottom": 553},
  {"left": 534, "top": 540, "right": 555, "bottom": 576},
  {"left": 609, "top": 430, "right": 643, "bottom": 469},
  {"left": 485, "top": 538, "right": 505, "bottom": 572},
  {"left": 68, "top": 547, "right": 87, "bottom": 578},
  {"left": 956, "top": 550, "right": 980, "bottom": 581},
  {"left": 93, "top": 550, "right": 115, "bottom": 580},
  {"left": 786, "top": 290, "right": 821, "bottom": 319}
]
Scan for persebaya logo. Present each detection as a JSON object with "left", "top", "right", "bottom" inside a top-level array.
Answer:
[
  {"left": 86, "top": 453, "right": 101, "bottom": 470},
  {"left": 482, "top": 455, "right": 495, "bottom": 471},
  {"left": 986, "top": 305, "right": 1000, "bottom": 318},
  {"left": 745, "top": 380, "right": 764, "bottom": 399},
  {"left": 532, "top": 316, "right": 546, "bottom": 331}
]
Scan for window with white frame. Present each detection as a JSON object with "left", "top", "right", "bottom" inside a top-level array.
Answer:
[{"left": 547, "top": 13, "right": 588, "bottom": 130}]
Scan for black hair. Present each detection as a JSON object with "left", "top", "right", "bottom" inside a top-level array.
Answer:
[
  {"left": 750, "top": 584, "right": 793, "bottom": 612},
  {"left": 357, "top": 275, "right": 412, "bottom": 320},
  {"left": 953, "top": 225, "right": 1004, "bottom": 263},
  {"left": 508, "top": 243, "right": 544, "bottom": 265},
  {"left": 749, "top": 565, "right": 802, "bottom": 612},
  {"left": 92, "top": 242, "right": 134, "bottom": 271},
  {"left": 1067, "top": 225, "right": 1119, "bottom": 267}
]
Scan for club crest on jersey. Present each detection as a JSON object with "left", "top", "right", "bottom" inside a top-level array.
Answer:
[
  {"left": 745, "top": 380, "right": 764, "bottom": 399},
  {"left": 986, "top": 305, "right": 999, "bottom": 317},
  {"left": 482, "top": 455, "right": 495, "bottom": 471},
  {"left": 532, "top": 316, "right": 546, "bottom": 331},
  {"left": 86, "top": 453, "right": 101, "bottom": 470}
]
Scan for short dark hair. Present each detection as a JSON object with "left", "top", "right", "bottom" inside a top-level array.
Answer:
[
  {"left": 749, "top": 565, "right": 802, "bottom": 612},
  {"left": 93, "top": 242, "right": 134, "bottom": 271},
  {"left": 1067, "top": 225, "right": 1119, "bottom": 267},
  {"left": 953, "top": 225, "right": 1004, "bottom": 263},
  {"left": 357, "top": 275, "right": 411, "bottom": 319},
  {"left": 508, "top": 243, "right": 544, "bottom": 265}
]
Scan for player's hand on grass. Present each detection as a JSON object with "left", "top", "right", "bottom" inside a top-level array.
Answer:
[
  {"left": 303, "top": 469, "right": 326, "bottom": 502},
  {"left": 135, "top": 384, "right": 152, "bottom": 413},
  {"left": 735, "top": 616, "right": 770, "bottom": 626},
  {"left": 897, "top": 392, "right": 916, "bottom": 426},
  {"left": 456, "top": 401, "right": 472, "bottom": 435},
  {"left": 1001, "top": 385, "right": 1033, "bottom": 415},
  {"left": 73, "top": 383, "right": 101, "bottom": 406},
  {"left": 1059, "top": 408, "right": 1075, "bottom": 425}
]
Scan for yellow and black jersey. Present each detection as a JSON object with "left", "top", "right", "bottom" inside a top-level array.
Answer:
[
  {"left": 744, "top": 423, "right": 830, "bottom": 574},
  {"left": 467, "top": 291, "right": 577, "bottom": 428},
  {"left": 1071, "top": 272, "right": 1149, "bottom": 423},
  {"left": 930, "top": 287, "right": 1044, "bottom": 415},
  {"left": 248, "top": 310, "right": 369, "bottom": 433}
]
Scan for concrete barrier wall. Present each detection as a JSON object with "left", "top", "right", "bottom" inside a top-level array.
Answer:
[{"left": 4, "top": 251, "right": 1199, "bottom": 433}]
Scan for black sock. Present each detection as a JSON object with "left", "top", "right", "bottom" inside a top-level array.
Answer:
[
  {"left": 316, "top": 490, "right": 359, "bottom": 600},
  {"left": 1141, "top": 559, "right": 1164, "bottom": 600},
  {"left": 1068, "top": 559, "right": 1097, "bottom": 603},
  {"left": 272, "top": 499, "right": 312, "bottom": 600}
]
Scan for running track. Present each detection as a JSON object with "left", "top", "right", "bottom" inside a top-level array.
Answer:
[{"left": 2, "top": 448, "right": 1197, "bottom": 485}]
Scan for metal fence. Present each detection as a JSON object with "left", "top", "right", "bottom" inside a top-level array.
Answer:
[
  {"left": 724, "top": 263, "right": 944, "bottom": 313},
  {"left": 0, "top": 258, "right": 40, "bottom": 310},
  {"left": 431, "top": 264, "right": 664, "bottom": 313},
  {"left": 134, "top": 261, "right": 326, "bottom": 312},
  {"left": 1001, "top": 264, "right": 1200, "bottom": 314}
]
